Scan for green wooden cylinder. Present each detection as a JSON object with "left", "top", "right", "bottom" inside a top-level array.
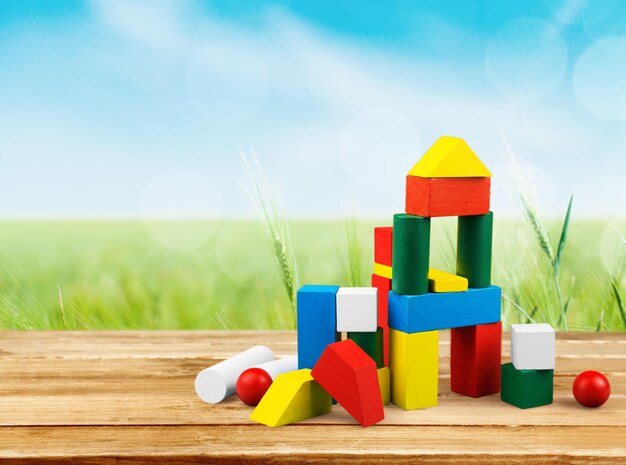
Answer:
[
  {"left": 348, "top": 327, "right": 384, "bottom": 369},
  {"left": 392, "top": 213, "right": 430, "bottom": 295},
  {"left": 457, "top": 211, "right": 493, "bottom": 288}
]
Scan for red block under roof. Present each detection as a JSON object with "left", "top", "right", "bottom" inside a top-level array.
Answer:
[{"left": 405, "top": 176, "right": 490, "bottom": 218}]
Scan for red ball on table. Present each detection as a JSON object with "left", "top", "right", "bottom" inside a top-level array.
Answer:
[
  {"left": 236, "top": 368, "right": 273, "bottom": 406},
  {"left": 573, "top": 370, "right": 610, "bottom": 408}
]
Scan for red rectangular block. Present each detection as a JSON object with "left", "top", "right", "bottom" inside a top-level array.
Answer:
[
  {"left": 374, "top": 227, "right": 393, "bottom": 266},
  {"left": 405, "top": 176, "right": 490, "bottom": 217},
  {"left": 371, "top": 273, "right": 390, "bottom": 367},
  {"left": 311, "top": 340, "right": 384, "bottom": 427},
  {"left": 451, "top": 321, "right": 502, "bottom": 398}
]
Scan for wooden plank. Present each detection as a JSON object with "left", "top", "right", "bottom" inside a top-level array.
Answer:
[
  {"left": 1, "top": 425, "right": 624, "bottom": 464},
  {"left": 0, "top": 392, "right": 624, "bottom": 427},
  {"left": 1, "top": 331, "right": 624, "bottom": 358},
  {"left": 0, "top": 331, "right": 624, "bottom": 464}
]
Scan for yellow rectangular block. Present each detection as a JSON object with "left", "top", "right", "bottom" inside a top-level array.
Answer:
[
  {"left": 373, "top": 265, "right": 467, "bottom": 293},
  {"left": 373, "top": 263, "right": 392, "bottom": 280},
  {"left": 428, "top": 268, "right": 468, "bottom": 293},
  {"left": 377, "top": 366, "right": 390, "bottom": 406},
  {"left": 390, "top": 328, "right": 438, "bottom": 410},
  {"left": 250, "top": 369, "right": 331, "bottom": 427}
]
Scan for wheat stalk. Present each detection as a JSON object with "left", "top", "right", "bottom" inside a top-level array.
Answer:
[
  {"left": 240, "top": 151, "right": 299, "bottom": 328},
  {"left": 500, "top": 133, "right": 571, "bottom": 330}
]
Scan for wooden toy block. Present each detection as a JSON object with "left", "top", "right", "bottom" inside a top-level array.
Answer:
[
  {"left": 451, "top": 322, "right": 502, "bottom": 397},
  {"left": 297, "top": 285, "right": 340, "bottom": 369},
  {"left": 371, "top": 273, "right": 391, "bottom": 366},
  {"left": 237, "top": 356, "right": 299, "bottom": 406},
  {"left": 311, "top": 340, "right": 384, "bottom": 427},
  {"left": 511, "top": 324, "right": 555, "bottom": 370},
  {"left": 374, "top": 226, "right": 393, "bottom": 266},
  {"left": 408, "top": 136, "right": 492, "bottom": 178},
  {"left": 388, "top": 286, "right": 501, "bottom": 333},
  {"left": 195, "top": 345, "right": 275, "bottom": 404},
  {"left": 348, "top": 327, "right": 384, "bottom": 368},
  {"left": 377, "top": 366, "right": 390, "bottom": 405},
  {"left": 428, "top": 268, "right": 468, "bottom": 293},
  {"left": 250, "top": 369, "right": 332, "bottom": 427},
  {"left": 391, "top": 213, "right": 430, "bottom": 295},
  {"left": 457, "top": 212, "right": 493, "bottom": 288},
  {"left": 405, "top": 176, "right": 490, "bottom": 217},
  {"left": 373, "top": 262, "right": 392, "bottom": 279},
  {"left": 500, "top": 363, "right": 553, "bottom": 409},
  {"left": 374, "top": 266, "right": 468, "bottom": 293},
  {"left": 336, "top": 287, "right": 378, "bottom": 332},
  {"left": 390, "top": 328, "right": 438, "bottom": 409}
]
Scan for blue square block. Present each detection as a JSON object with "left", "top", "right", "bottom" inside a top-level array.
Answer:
[
  {"left": 388, "top": 286, "right": 501, "bottom": 333},
  {"left": 297, "top": 285, "right": 340, "bottom": 369}
]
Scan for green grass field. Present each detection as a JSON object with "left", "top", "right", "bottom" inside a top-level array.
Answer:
[{"left": 0, "top": 219, "right": 624, "bottom": 331}]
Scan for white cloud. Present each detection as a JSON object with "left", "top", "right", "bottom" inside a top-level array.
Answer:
[
  {"left": 1, "top": 0, "right": 622, "bottom": 218},
  {"left": 90, "top": 0, "right": 193, "bottom": 54}
]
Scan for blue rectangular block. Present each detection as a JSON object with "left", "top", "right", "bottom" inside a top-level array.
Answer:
[
  {"left": 297, "top": 285, "right": 340, "bottom": 369},
  {"left": 388, "top": 286, "right": 501, "bottom": 333}
]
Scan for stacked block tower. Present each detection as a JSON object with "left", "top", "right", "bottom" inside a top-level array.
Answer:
[
  {"left": 379, "top": 136, "right": 502, "bottom": 408},
  {"left": 199, "top": 135, "right": 555, "bottom": 428}
]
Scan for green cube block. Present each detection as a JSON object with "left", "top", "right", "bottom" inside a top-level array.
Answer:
[
  {"left": 392, "top": 213, "right": 430, "bottom": 295},
  {"left": 348, "top": 327, "right": 384, "bottom": 368},
  {"left": 500, "top": 363, "right": 553, "bottom": 409},
  {"left": 457, "top": 211, "right": 493, "bottom": 288}
]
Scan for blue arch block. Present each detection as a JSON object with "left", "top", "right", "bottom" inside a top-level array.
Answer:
[{"left": 388, "top": 286, "right": 501, "bottom": 333}]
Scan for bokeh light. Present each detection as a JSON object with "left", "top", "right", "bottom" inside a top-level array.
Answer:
[
  {"left": 573, "top": 38, "right": 626, "bottom": 121},
  {"left": 485, "top": 18, "right": 567, "bottom": 101},
  {"left": 340, "top": 108, "right": 421, "bottom": 190},
  {"left": 141, "top": 169, "right": 222, "bottom": 250}
]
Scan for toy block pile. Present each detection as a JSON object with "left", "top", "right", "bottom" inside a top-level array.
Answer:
[{"left": 193, "top": 136, "right": 557, "bottom": 427}]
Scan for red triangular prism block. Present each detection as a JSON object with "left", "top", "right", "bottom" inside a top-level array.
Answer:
[{"left": 311, "top": 339, "right": 384, "bottom": 427}]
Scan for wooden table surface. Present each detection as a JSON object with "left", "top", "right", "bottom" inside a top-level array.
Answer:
[{"left": 0, "top": 331, "right": 624, "bottom": 464}]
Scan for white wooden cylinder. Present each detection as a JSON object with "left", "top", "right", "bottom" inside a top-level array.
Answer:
[
  {"left": 252, "top": 355, "right": 298, "bottom": 380},
  {"left": 195, "top": 345, "right": 274, "bottom": 404}
]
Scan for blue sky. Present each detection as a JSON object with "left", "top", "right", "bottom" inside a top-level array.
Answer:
[{"left": 0, "top": 0, "right": 625, "bottom": 220}]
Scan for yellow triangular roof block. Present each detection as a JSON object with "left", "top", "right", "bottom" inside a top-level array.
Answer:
[
  {"left": 250, "top": 369, "right": 331, "bottom": 427},
  {"left": 408, "top": 136, "right": 492, "bottom": 178}
]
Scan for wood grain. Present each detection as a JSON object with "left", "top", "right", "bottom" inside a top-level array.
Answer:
[{"left": 0, "top": 330, "right": 624, "bottom": 464}]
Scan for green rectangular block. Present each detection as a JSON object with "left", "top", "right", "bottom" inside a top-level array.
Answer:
[
  {"left": 348, "top": 327, "right": 384, "bottom": 368},
  {"left": 500, "top": 362, "right": 553, "bottom": 409},
  {"left": 457, "top": 211, "right": 493, "bottom": 288},
  {"left": 392, "top": 213, "right": 430, "bottom": 295}
]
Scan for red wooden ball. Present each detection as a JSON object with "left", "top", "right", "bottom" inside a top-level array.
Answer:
[
  {"left": 236, "top": 368, "right": 273, "bottom": 406},
  {"left": 573, "top": 370, "right": 610, "bottom": 408}
]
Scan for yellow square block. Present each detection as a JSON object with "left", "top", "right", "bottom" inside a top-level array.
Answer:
[
  {"left": 390, "top": 329, "right": 438, "bottom": 410},
  {"left": 377, "top": 366, "right": 390, "bottom": 406},
  {"left": 373, "top": 263, "right": 392, "bottom": 280},
  {"left": 428, "top": 268, "right": 468, "bottom": 293}
]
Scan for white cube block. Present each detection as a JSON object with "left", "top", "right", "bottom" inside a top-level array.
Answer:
[
  {"left": 511, "top": 323, "right": 555, "bottom": 370},
  {"left": 336, "top": 287, "right": 378, "bottom": 332}
]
